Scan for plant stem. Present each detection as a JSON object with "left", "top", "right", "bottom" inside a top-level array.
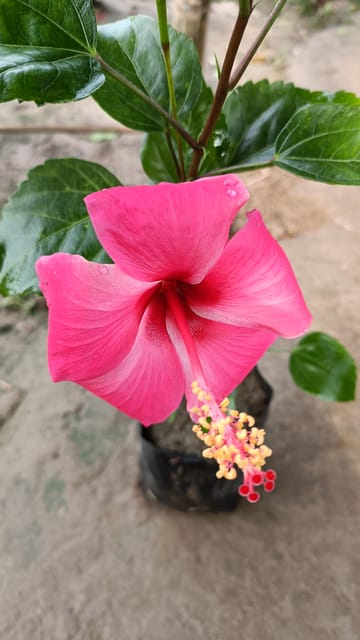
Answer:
[
  {"left": 188, "top": 3, "right": 252, "bottom": 179},
  {"left": 165, "top": 126, "right": 183, "bottom": 179},
  {"left": 229, "top": 0, "right": 289, "bottom": 90},
  {"left": 156, "top": 0, "right": 171, "bottom": 46},
  {"left": 239, "top": 0, "right": 251, "bottom": 18},
  {"left": 156, "top": 0, "right": 185, "bottom": 180},
  {"left": 96, "top": 54, "right": 201, "bottom": 152}
]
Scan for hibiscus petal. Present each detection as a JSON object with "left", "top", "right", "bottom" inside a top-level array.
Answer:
[
  {"left": 184, "top": 210, "right": 311, "bottom": 337},
  {"left": 36, "top": 253, "right": 157, "bottom": 382},
  {"left": 166, "top": 306, "right": 276, "bottom": 411},
  {"left": 81, "top": 294, "right": 184, "bottom": 425},
  {"left": 84, "top": 175, "right": 249, "bottom": 284}
]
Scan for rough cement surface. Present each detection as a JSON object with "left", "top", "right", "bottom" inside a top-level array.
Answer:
[{"left": 0, "top": 3, "right": 360, "bottom": 639}]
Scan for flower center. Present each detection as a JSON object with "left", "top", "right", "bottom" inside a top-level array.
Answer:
[{"left": 162, "top": 280, "right": 204, "bottom": 381}]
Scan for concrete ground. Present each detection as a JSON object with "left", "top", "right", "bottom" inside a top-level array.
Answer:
[{"left": 0, "top": 2, "right": 359, "bottom": 639}]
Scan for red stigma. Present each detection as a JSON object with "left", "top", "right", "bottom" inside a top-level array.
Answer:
[
  {"left": 265, "top": 469, "right": 277, "bottom": 481},
  {"left": 252, "top": 473, "right": 263, "bottom": 485},
  {"left": 264, "top": 480, "right": 275, "bottom": 492}
]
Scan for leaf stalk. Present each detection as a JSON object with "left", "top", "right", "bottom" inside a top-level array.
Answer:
[
  {"left": 155, "top": 0, "right": 186, "bottom": 180},
  {"left": 96, "top": 54, "right": 201, "bottom": 152},
  {"left": 229, "top": 0, "right": 289, "bottom": 90},
  {"left": 188, "top": 3, "right": 252, "bottom": 179}
]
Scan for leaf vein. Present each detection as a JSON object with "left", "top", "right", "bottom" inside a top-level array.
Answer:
[{"left": 13, "top": 0, "right": 92, "bottom": 52}]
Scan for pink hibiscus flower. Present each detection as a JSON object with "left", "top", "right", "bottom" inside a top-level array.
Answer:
[{"left": 36, "top": 174, "right": 311, "bottom": 501}]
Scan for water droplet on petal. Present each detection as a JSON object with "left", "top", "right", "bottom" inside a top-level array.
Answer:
[
  {"left": 97, "top": 265, "right": 108, "bottom": 275},
  {"left": 226, "top": 188, "right": 237, "bottom": 198}
]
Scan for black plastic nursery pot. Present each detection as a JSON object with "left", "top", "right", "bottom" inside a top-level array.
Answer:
[
  {"left": 138, "top": 367, "right": 273, "bottom": 512},
  {"left": 139, "top": 424, "right": 241, "bottom": 511}
]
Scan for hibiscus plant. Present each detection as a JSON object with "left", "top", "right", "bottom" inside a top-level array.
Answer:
[{"left": 0, "top": 0, "right": 358, "bottom": 503}]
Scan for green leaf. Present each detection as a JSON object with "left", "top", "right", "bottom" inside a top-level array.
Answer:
[
  {"left": 141, "top": 132, "right": 180, "bottom": 183},
  {"left": 289, "top": 332, "right": 357, "bottom": 402},
  {"left": 0, "top": 0, "right": 103, "bottom": 104},
  {"left": 0, "top": 47, "right": 103, "bottom": 103},
  {"left": 0, "top": 159, "right": 121, "bottom": 297},
  {"left": 222, "top": 80, "right": 360, "bottom": 171},
  {"left": 93, "top": 16, "right": 203, "bottom": 131},
  {"left": 0, "top": 0, "right": 97, "bottom": 50},
  {"left": 275, "top": 104, "right": 360, "bottom": 185}
]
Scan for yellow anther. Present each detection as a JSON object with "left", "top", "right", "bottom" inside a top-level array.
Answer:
[
  {"left": 225, "top": 468, "right": 237, "bottom": 480},
  {"left": 202, "top": 448, "right": 213, "bottom": 459},
  {"left": 220, "top": 398, "right": 230, "bottom": 411},
  {"left": 236, "top": 429, "right": 248, "bottom": 441},
  {"left": 214, "top": 422, "right": 225, "bottom": 434},
  {"left": 198, "top": 390, "right": 211, "bottom": 402},
  {"left": 234, "top": 454, "right": 247, "bottom": 469},
  {"left": 249, "top": 427, "right": 265, "bottom": 443},
  {"left": 249, "top": 452, "right": 261, "bottom": 466},
  {"left": 224, "top": 444, "right": 233, "bottom": 457},
  {"left": 229, "top": 444, "right": 240, "bottom": 455},
  {"left": 199, "top": 417, "right": 210, "bottom": 428},
  {"left": 260, "top": 445, "right": 272, "bottom": 457}
]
